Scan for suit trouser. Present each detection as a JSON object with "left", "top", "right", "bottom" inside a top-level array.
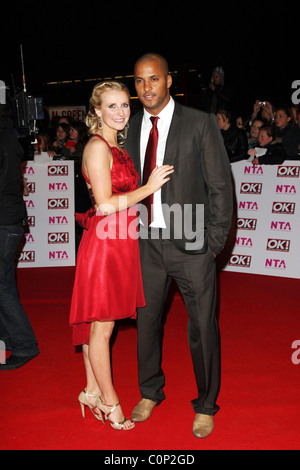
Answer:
[
  {"left": 137, "top": 230, "right": 220, "bottom": 416},
  {"left": 0, "top": 224, "right": 39, "bottom": 357}
]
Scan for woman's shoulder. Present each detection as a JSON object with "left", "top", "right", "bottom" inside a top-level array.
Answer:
[
  {"left": 86, "top": 134, "right": 111, "bottom": 151},
  {"left": 83, "top": 135, "right": 112, "bottom": 166}
]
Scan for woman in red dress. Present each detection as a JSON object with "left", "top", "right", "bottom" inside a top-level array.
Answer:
[{"left": 69, "top": 81, "right": 173, "bottom": 430}]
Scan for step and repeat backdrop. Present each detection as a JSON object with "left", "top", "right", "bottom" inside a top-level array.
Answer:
[
  {"left": 18, "top": 160, "right": 300, "bottom": 279},
  {"left": 19, "top": 161, "right": 76, "bottom": 268},
  {"left": 220, "top": 160, "right": 300, "bottom": 279}
]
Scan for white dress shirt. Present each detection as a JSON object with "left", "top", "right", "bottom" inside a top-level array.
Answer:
[{"left": 140, "top": 97, "right": 175, "bottom": 228}]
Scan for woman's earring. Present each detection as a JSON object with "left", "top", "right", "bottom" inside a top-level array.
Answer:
[{"left": 98, "top": 117, "right": 104, "bottom": 136}]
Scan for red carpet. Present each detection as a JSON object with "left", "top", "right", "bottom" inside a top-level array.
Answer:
[{"left": 0, "top": 267, "right": 299, "bottom": 450}]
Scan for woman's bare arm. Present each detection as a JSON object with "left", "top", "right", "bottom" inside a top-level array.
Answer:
[{"left": 82, "top": 137, "right": 174, "bottom": 215}]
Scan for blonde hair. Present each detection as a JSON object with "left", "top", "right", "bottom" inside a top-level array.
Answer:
[{"left": 86, "top": 81, "right": 130, "bottom": 144}]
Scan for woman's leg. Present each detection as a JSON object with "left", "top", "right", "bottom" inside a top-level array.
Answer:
[
  {"left": 84, "top": 320, "right": 134, "bottom": 428},
  {"left": 82, "top": 344, "right": 101, "bottom": 396},
  {"left": 88, "top": 320, "right": 116, "bottom": 399}
]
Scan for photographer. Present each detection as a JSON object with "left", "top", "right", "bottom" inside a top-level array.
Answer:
[
  {"left": 249, "top": 99, "right": 275, "bottom": 125},
  {"left": 0, "top": 89, "right": 39, "bottom": 370}
]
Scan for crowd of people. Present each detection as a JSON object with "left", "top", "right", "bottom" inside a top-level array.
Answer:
[
  {"left": 33, "top": 115, "right": 91, "bottom": 249},
  {"left": 200, "top": 66, "right": 300, "bottom": 165},
  {"left": 32, "top": 66, "right": 300, "bottom": 171}
]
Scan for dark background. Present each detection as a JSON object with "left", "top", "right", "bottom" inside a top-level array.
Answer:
[{"left": 1, "top": 1, "right": 297, "bottom": 118}]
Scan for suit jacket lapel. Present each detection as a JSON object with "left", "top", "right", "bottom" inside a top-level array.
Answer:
[
  {"left": 164, "top": 102, "right": 182, "bottom": 165},
  {"left": 130, "top": 112, "right": 143, "bottom": 180}
]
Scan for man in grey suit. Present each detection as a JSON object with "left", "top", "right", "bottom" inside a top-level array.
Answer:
[{"left": 125, "top": 53, "right": 233, "bottom": 438}]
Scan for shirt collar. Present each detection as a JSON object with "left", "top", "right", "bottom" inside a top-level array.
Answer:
[{"left": 143, "top": 96, "right": 175, "bottom": 124}]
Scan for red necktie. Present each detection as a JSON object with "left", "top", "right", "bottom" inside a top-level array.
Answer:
[{"left": 141, "top": 116, "right": 159, "bottom": 226}]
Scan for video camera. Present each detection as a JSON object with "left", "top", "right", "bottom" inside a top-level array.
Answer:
[
  {"left": 0, "top": 79, "right": 44, "bottom": 139},
  {"left": 14, "top": 90, "right": 44, "bottom": 137}
]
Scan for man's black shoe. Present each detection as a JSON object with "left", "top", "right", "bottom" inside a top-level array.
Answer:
[{"left": 0, "top": 352, "right": 39, "bottom": 370}]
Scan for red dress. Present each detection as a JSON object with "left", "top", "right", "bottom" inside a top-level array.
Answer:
[{"left": 69, "top": 135, "right": 145, "bottom": 346}]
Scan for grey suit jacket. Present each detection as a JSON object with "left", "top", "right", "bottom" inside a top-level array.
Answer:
[{"left": 125, "top": 102, "right": 233, "bottom": 255}]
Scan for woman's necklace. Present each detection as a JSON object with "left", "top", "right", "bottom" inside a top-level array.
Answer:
[{"left": 106, "top": 140, "right": 124, "bottom": 154}]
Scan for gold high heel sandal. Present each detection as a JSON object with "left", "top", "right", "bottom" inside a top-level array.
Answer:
[
  {"left": 97, "top": 396, "right": 135, "bottom": 431},
  {"left": 78, "top": 390, "right": 104, "bottom": 423}
]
